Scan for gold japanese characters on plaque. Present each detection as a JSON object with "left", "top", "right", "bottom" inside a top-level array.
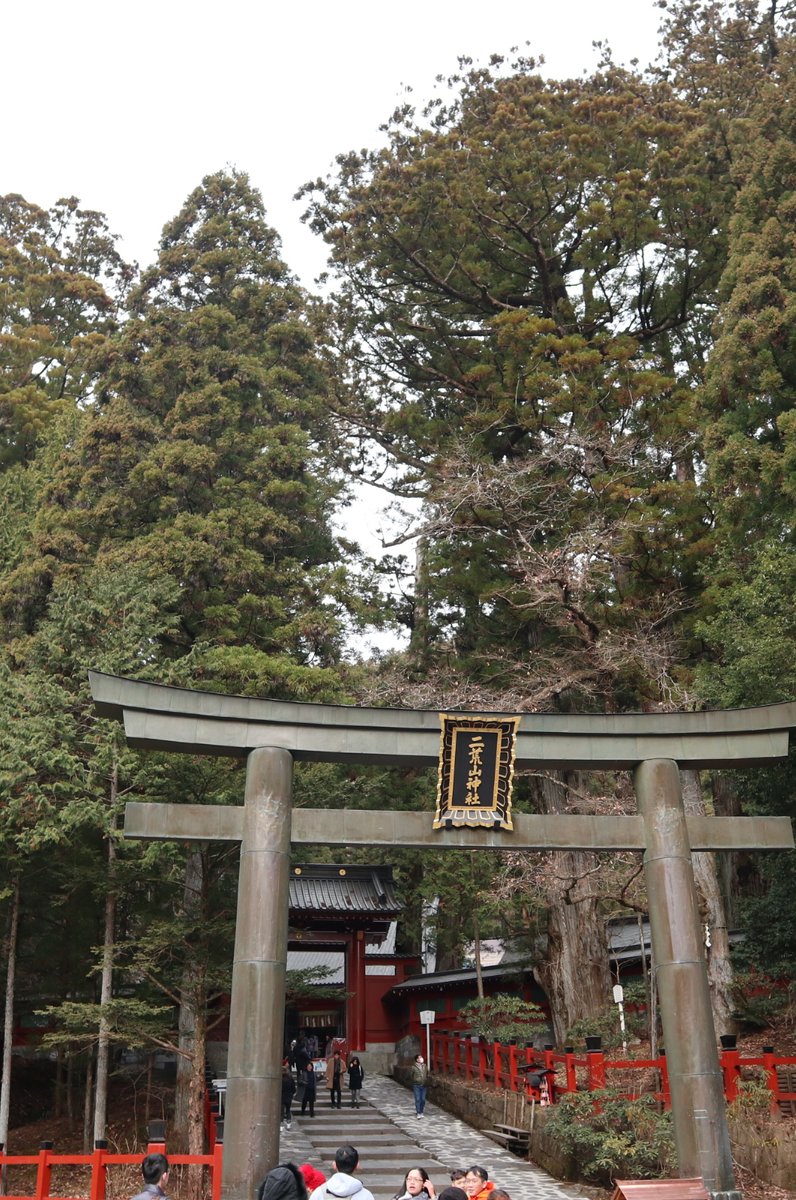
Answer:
[{"left": 434, "top": 714, "right": 521, "bottom": 831}]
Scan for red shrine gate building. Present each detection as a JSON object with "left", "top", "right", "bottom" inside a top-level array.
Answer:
[
  {"left": 208, "top": 863, "right": 419, "bottom": 1073},
  {"left": 207, "top": 861, "right": 550, "bottom": 1075}
]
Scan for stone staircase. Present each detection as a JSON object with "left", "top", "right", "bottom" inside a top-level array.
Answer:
[{"left": 290, "top": 1099, "right": 448, "bottom": 1200}]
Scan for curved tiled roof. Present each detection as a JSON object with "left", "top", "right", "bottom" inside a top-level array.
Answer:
[{"left": 289, "top": 864, "right": 402, "bottom": 917}]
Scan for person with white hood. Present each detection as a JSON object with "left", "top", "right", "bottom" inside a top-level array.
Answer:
[{"left": 307, "top": 1146, "right": 375, "bottom": 1200}]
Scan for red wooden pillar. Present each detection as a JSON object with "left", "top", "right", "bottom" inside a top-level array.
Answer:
[
  {"left": 35, "top": 1143, "right": 53, "bottom": 1200},
  {"left": 508, "top": 1042, "right": 518, "bottom": 1091},
  {"left": 660, "top": 1049, "right": 671, "bottom": 1109},
  {"left": 586, "top": 1045, "right": 606, "bottom": 1091},
  {"left": 762, "top": 1046, "right": 778, "bottom": 1114},
  {"left": 493, "top": 1042, "right": 502, "bottom": 1089},
  {"left": 89, "top": 1142, "right": 109, "bottom": 1200},
  {"left": 720, "top": 1045, "right": 741, "bottom": 1102},
  {"left": 212, "top": 1139, "right": 224, "bottom": 1200},
  {"left": 564, "top": 1047, "right": 577, "bottom": 1095},
  {"left": 347, "top": 930, "right": 367, "bottom": 1051}
]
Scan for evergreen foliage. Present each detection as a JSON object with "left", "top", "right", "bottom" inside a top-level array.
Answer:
[
  {"left": 2, "top": 1, "right": 796, "bottom": 1155},
  {"left": 544, "top": 1088, "right": 675, "bottom": 1185}
]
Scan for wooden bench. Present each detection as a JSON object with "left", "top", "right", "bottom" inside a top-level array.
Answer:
[
  {"left": 481, "top": 1124, "right": 530, "bottom": 1152},
  {"left": 611, "top": 1181, "right": 709, "bottom": 1199}
]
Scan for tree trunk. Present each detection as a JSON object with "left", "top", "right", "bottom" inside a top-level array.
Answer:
[
  {"left": 681, "top": 769, "right": 736, "bottom": 1036},
  {"left": 533, "top": 773, "right": 613, "bottom": 1045},
  {"left": 711, "top": 771, "right": 750, "bottom": 927},
  {"left": 82, "top": 1051, "right": 94, "bottom": 1154},
  {"left": 93, "top": 818, "right": 117, "bottom": 1145},
  {"left": 409, "top": 533, "right": 431, "bottom": 667},
  {"left": 67, "top": 1052, "right": 74, "bottom": 1127},
  {"left": 173, "top": 848, "right": 206, "bottom": 1156},
  {"left": 0, "top": 879, "right": 20, "bottom": 1193},
  {"left": 186, "top": 1001, "right": 208, "bottom": 1200},
  {"left": 471, "top": 854, "right": 485, "bottom": 1000}
]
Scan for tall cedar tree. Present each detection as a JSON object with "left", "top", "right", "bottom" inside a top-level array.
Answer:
[
  {"left": 0, "top": 194, "right": 129, "bottom": 470},
  {"left": 4, "top": 171, "right": 352, "bottom": 696},
  {"left": 688, "top": 3, "right": 796, "bottom": 979},
  {"left": 301, "top": 58, "right": 738, "bottom": 1039},
  {"left": 0, "top": 172, "right": 357, "bottom": 1158}
]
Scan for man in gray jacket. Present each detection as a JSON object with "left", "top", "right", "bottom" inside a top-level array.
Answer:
[
  {"left": 130, "top": 1154, "right": 169, "bottom": 1200},
  {"left": 308, "top": 1146, "right": 375, "bottom": 1200},
  {"left": 411, "top": 1054, "right": 428, "bottom": 1118}
]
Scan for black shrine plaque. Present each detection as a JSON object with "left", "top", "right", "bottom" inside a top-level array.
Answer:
[{"left": 434, "top": 714, "right": 520, "bottom": 831}]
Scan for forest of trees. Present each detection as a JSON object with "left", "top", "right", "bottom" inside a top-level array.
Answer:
[{"left": 1, "top": 0, "right": 796, "bottom": 1160}]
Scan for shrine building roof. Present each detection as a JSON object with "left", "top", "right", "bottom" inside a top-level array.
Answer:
[{"left": 289, "top": 864, "right": 402, "bottom": 919}]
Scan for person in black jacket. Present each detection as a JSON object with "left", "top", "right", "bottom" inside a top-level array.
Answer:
[
  {"left": 300, "top": 1063, "right": 317, "bottom": 1117},
  {"left": 257, "top": 1164, "right": 307, "bottom": 1200},
  {"left": 281, "top": 1062, "right": 297, "bottom": 1130},
  {"left": 347, "top": 1056, "right": 364, "bottom": 1108}
]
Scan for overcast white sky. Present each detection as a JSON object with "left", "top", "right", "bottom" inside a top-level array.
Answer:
[
  {"left": 3, "top": 0, "right": 663, "bottom": 652},
  {"left": 3, "top": 1, "right": 662, "bottom": 288}
]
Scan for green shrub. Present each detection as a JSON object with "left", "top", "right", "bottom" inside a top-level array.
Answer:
[
  {"left": 729, "top": 970, "right": 794, "bottom": 1031},
  {"left": 543, "top": 1089, "right": 675, "bottom": 1186},
  {"left": 566, "top": 995, "right": 648, "bottom": 1052},
  {"left": 729, "top": 1071, "right": 772, "bottom": 1119},
  {"left": 457, "top": 993, "right": 548, "bottom": 1044}
]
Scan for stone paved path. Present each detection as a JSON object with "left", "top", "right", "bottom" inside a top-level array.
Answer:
[{"left": 279, "top": 1073, "right": 591, "bottom": 1200}]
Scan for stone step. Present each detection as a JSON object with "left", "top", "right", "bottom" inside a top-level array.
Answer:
[
  {"left": 303, "top": 1151, "right": 431, "bottom": 1168},
  {"left": 300, "top": 1108, "right": 384, "bottom": 1118},
  {"left": 309, "top": 1140, "right": 427, "bottom": 1153}
]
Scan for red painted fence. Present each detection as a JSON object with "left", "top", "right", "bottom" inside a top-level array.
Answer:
[
  {"left": 0, "top": 1138, "right": 222, "bottom": 1200},
  {"left": 430, "top": 1032, "right": 796, "bottom": 1111}
]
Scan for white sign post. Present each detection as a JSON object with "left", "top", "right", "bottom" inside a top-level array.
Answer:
[
  {"left": 613, "top": 983, "right": 627, "bottom": 1056},
  {"left": 419, "top": 1009, "right": 436, "bottom": 1067}
]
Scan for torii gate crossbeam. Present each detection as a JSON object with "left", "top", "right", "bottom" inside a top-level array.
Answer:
[{"left": 89, "top": 671, "right": 796, "bottom": 1200}]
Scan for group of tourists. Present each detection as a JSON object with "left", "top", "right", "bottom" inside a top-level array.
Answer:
[
  {"left": 394, "top": 1164, "right": 510, "bottom": 1200},
  {"left": 282, "top": 1041, "right": 366, "bottom": 1126},
  {"left": 131, "top": 1124, "right": 513, "bottom": 1200},
  {"left": 257, "top": 1147, "right": 513, "bottom": 1200}
]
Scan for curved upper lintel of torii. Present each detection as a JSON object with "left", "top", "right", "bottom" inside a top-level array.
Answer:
[{"left": 88, "top": 670, "right": 796, "bottom": 771}]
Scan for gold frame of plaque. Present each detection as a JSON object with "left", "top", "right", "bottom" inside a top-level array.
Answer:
[{"left": 434, "top": 714, "right": 521, "bottom": 830}]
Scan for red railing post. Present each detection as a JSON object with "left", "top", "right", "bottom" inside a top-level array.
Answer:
[
  {"left": 89, "top": 1141, "right": 109, "bottom": 1200},
  {"left": 542, "top": 1045, "right": 556, "bottom": 1103},
  {"left": 720, "top": 1045, "right": 741, "bottom": 1102},
  {"left": 453, "top": 1033, "right": 460, "bottom": 1079},
  {"left": 465, "top": 1037, "right": 473, "bottom": 1081},
  {"left": 478, "top": 1039, "right": 486, "bottom": 1084},
  {"left": 212, "top": 1138, "right": 224, "bottom": 1200},
  {"left": 586, "top": 1046, "right": 606, "bottom": 1091},
  {"left": 508, "top": 1042, "right": 518, "bottom": 1092},
  {"left": 35, "top": 1142, "right": 52, "bottom": 1200},
  {"left": 660, "top": 1050, "right": 671, "bottom": 1109},
  {"left": 564, "top": 1047, "right": 577, "bottom": 1096},
  {"left": 763, "top": 1045, "right": 779, "bottom": 1114},
  {"left": 492, "top": 1042, "right": 501, "bottom": 1089}
]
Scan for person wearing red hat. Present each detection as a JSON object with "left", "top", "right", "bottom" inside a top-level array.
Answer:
[{"left": 300, "top": 1166, "right": 326, "bottom": 1194}]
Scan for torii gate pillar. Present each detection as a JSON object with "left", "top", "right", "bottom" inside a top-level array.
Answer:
[
  {"left": 636, "top": 759, "right": 736, "bottom": 1196},
  {"left": 223, "top": 748, "right": 292, "bottom": 1200}
]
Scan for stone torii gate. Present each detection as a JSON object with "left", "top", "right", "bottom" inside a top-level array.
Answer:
[{"left": 89, "top": 671, "right": 796, "bottom": 1200}]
